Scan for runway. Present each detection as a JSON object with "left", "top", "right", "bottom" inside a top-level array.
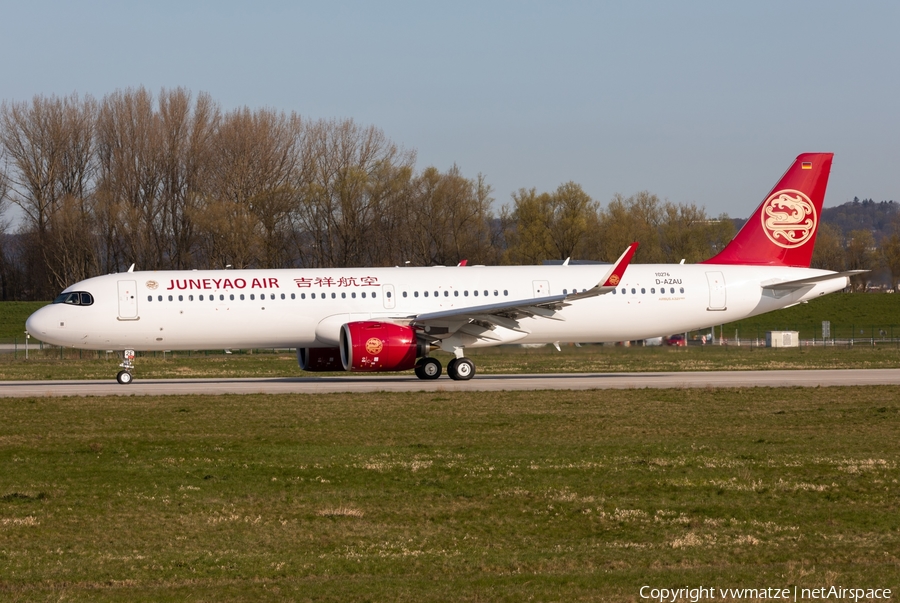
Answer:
[{"left": 2, "top": 368, "right": 899, "bottom": 397}]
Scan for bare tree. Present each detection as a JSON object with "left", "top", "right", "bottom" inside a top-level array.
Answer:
[
  {"left": 95, "top": 87, "right": 165, "bottom": 271},
  {"left": 157, "top": 88, "right": 220, "bottom": 269},
  {"left": 401, "top": 165, "right": 495, "bottom": 266},
  {"left": 294, "top": 119, "right": 415, "bottom": 267},
  {"left": 0, "top": 93, "right": 98, "bottom": 295},
  {"left": 195, "top": 107, "right": 301, "bottom": 268}
]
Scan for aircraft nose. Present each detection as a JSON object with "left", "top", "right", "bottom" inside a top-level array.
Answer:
[{"left": 25, "top": 305, "right": 55, "bottom": 339}]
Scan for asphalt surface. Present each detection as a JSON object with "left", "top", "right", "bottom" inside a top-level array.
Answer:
[{"left": 2, "top": 369, "right": 899, "bottom": 397}]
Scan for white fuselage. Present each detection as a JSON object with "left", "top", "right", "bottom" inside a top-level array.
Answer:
[{"left": 26, "top": 263, "right": 848, "bottom": 351}]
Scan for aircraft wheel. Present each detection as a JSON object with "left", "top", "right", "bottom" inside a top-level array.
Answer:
[
  {"left": 449, "top": 357, "right": 475, "bottom": 381},
  {"left": 446, "top": 358, "right": 459, "bottom": 380},
  {"left": 116, "top": 370, "right": 134, "bottom": 385},
  {"left": 414, "top": 357, "right": 442, "bottom": 380}
]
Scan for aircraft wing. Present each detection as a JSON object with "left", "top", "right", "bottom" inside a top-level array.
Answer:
[
  {"left": 762, "top": 270, "right": 867, "bottom": 291},
  {"left": 409, "top": 243, "right": 638, "bottom": 331}
]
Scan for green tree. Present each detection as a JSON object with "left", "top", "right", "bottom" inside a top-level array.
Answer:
[{"left": 811, "top": 223, "right": 846, "bottom": 271}]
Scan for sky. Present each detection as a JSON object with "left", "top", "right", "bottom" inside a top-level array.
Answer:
[{"left": 1, "top": 1, "right": 898, "bottom": 221}]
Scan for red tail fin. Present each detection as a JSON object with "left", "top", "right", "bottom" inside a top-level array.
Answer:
[{"left": 702, "top": 153, "right": 833, "bottom": 267}]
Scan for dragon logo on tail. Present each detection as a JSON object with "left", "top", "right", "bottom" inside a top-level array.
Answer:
[{"left": 760, "top": 189, "right": 817, "bottom": 249}]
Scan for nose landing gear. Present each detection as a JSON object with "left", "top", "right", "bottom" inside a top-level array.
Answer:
[{"left": 117, "top": 349, "right": 135, "bottom": 384}]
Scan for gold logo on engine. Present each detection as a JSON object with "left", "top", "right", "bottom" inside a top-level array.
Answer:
[
  {"left": 760, "top": 189, "right": 817, "bottom": 249},
  {"left": 146, "top": 280, "right": 159, "bottom": 290},
  {"left": 365, "top": 338, "right": 384, "bottom": 355}
]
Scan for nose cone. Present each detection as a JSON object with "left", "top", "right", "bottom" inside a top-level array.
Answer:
[{"left": 25, "top": 305, "right": 55, "bottom": 341}]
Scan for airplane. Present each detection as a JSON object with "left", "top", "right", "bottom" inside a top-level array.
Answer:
[{"left": 26, "top": 153, "right": 863, "bottom": 384}]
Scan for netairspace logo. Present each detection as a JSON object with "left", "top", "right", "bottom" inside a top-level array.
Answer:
[{"left": 640, "top": 585, "right": 892, "bottom": 602}]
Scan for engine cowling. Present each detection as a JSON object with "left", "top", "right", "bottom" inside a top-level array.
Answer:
[
  {"left": 340, "top": 321, "right": 425, "bottom": 372},
  {"left": 297, "top": 347, "right": 346, "bottom": 371}
]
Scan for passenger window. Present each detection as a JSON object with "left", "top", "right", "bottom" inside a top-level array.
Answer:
[
  {"left": 229, "top": 294, "right": 234, "bottom": 301},
  {"left": 351, "top": 292, "right": 356, "bottom": 298},
  {"left": 504, "top": 290, "right": 508, "bottom": 296},
  {"left": 189, "top": 295, "right": 194, "bottom": 301},
  {"left": 414, "top": 291, "right": 419, "bottom": 298},
  {"left": 178, "top": 295, "right": 183, "bottom": 301},
  {"left": 474, "top": 290, "right": 478, "bottom": 296},
  {"left": 650, "top": 288, "right": 655, "bottom": 294},
  {"left": 361, "top": 292, "right": 366, "bottom": 298},
  {"left": 454, "top": 291, "right": 459, "bottom": 297},
  {"left": 680, "top": 287, "right": 684, "bottom": 294},
  {"left": 563, "top": 289, "right": 568, "bottom": 295},
  {"left": 241, "top": 294, "right": 246, "bottom": 300},
  {"left": 158, "top": 295, "right": 163, "bottom": 301},
  {"left": 341, "top": 292, "right": 346, "bottom": 299},
  {"left": 199, "top": 295, "right": 204, "bottom": 301},
  {"left": 402, "top": 291, "right": 407, "bottom": 298},
  {"left": 464, "top": 291, "right": 469, "bottom": 296},
  {"left": 621, "top": 288, "right": 626, "bottom": 294},
  {"left": 434, "top": 291, "right": 438, "bottom": 297},
  {"left": 641, "top": 288, "right": 645, "bottom": 294},
  {"left": 147, "top": 295, "right": 152, "bottom": 302},
  {"left": 168, "top": 295, "right": 173, "bottom": 301},
  {"left": 220, "top": 295, "right": 224, "bottom": 301},
  {"left": 311, "top": 293, "right": 316, "bottom": 299},
  {"left": 372, "top": 292, "right": 377, "bottom": 298},
  {"left": 281, "top": 293, "right": 285, "bottom": 299},
  {"left": 424, "top": 291, "right": 429, "bottom": 297},
  {"left": 612, "top": 289, "right": 616, "bottom": 295},
  {"left": 630, "top": 288, "right": 635, "bottom": 295},
  {"left": 494, "top": 290, "right": 498, "bottom": 296},
  {"left": 444, "top": 291, "right": 449, "bottom": 297},
  {"left": 331, "top": 293, "right": 336, "bottom": 299}
]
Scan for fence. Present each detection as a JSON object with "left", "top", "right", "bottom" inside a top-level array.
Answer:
[{"left": 685, "top": 324, "right": 900, "bottom": 348}]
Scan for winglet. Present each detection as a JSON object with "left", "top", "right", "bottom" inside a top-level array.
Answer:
[
  {"left": 565, "top": 242, "right": 639, "bottom": 301},
  {"left": 601, "top": 242, "right": 639, "bottom": 288}
]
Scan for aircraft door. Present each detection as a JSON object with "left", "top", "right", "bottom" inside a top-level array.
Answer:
[
  {"left": 705, "top": 271, "right": 726, "bottom": 311},
  {"left": 118, "top": 280, "right": 139, "bottom": 320},
  {"left": 383, "top": 284, "right": 396, "bottom": 309},
  {"left": 533, "top": 280, "right": 550, "bottom": 297}
]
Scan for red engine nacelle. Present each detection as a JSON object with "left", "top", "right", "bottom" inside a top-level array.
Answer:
[
  {"left": 297, "top": 347, "right": 346, "bottom": 371},
  {"left": 340, "top": 321, "right": 425, "bottom": 372}
]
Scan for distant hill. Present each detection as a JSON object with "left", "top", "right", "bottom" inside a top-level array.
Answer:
[
  {"left": 821, "top": 198, "right": 897, "bottom": 240},
  {"left": 728, "top": 198, "right": 897, "bottom": 241}
]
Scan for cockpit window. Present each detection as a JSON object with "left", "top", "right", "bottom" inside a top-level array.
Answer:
[{"left": 52, "top": 291, "right": 94, "bottom": 306}]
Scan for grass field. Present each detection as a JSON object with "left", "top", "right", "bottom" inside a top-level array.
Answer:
[
  {"left": 3, "top": 344, "right": 900, "bottom": 381},
  {"left": 1, "top": 388, "right": 898, "bottom": 601}
]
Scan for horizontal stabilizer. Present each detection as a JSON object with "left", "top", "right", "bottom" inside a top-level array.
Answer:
[{"left": 762, "top": 270, "right": 867, "bottom": 291}]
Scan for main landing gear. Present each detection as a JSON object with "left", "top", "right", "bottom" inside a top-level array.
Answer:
[
  {"left": 117, "top": 349, "right": 135, "bottom": 385},
  {"left": 414, "top": 357, "right": 442, "bottom": 380},
  {"left": 447, "top": 357, "right": 475, "bottom": 380},
  {"left": 413, "top": 356, "right": 476, "bottom": 381}
]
